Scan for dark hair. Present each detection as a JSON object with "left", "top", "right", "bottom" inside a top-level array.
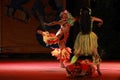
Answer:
[{"left": 80, "top": 7, "right": 91, "bottom": 34}]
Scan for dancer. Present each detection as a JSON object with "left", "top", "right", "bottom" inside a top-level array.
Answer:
[
  {"left": 70, "top": 7, "right": 103, "bottom": 76},
  {"left": 66, "top": 59, "right": 96, "bottom": 77},
  {"left": 37, "top": 10, "right": 75, "bottom": 68}
]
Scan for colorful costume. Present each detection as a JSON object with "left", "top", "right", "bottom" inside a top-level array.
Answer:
[
  {"left": 74, "top": 32, "right": 98, "bottom": 55},
  {"left": 66, "top": 59, "right": 95, "bottom": 77},
  {"left": 40, "top": 10, "right": 75, "bottom": 65},
  {"left": 51, "top": 10, "right": 75, "bottom": 63},
  {"left": 71, "top": 21, "right": 101, "bottom": 65},
  {"left": 42, "top": 31, "right": 59, "bottom": 46},
  {"left": 51, "top": 47, "right": 71, "bottom": 62}
]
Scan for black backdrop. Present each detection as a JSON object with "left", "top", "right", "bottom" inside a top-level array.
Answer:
[{"left": 0, "top": 0, "right": 120, "bottom": 59}]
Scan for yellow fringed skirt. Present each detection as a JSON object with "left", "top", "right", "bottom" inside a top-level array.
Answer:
[
  {"left": 74, "top": 32, "right": 98, "bottom": 56},
  {"left": 51, "top": 47, "right": 71, "bottom": 62}
]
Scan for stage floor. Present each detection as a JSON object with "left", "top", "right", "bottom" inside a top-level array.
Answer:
[{"left": 0, "top": 60, "right": 120, "bottom": 80}]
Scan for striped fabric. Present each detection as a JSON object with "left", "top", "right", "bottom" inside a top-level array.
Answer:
[{"left": 74, "top": 32, "right": 98, "bottom": 56}]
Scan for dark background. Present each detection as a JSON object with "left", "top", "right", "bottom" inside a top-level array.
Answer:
[
  {"left": 66, "top": 0, "right": 120, "bottom": 60},
  {"left": 0, "top": 0, "right": 120, "bottom": 60}
]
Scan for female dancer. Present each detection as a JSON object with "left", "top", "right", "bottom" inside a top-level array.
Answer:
[
  {"left": 37, "top": 10, "right": 75, "bottom": 68},
  {"left": 70, "top": 7, "right": 103, "bottom": 75}
]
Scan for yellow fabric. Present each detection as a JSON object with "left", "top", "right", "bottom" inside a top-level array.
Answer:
[
  {"left": 70, "top": 55, "right": 78, "bottom": 64},
  {"left": 74, "top": 32, "right": 98, "bottom": 56},
  {"left": 51, "top": 47, "right": 71, "bottom": 62},
  {"left": 42, "top": 31, "right": 59, "bottom": 45}
]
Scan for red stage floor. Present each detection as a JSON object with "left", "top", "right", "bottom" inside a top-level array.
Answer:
[{"left": 0, "top": 60, "right": 120, "bottom": 80}]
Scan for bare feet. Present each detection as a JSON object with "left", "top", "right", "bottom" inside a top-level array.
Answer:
[
  {"left": 96, "top": 64, "right": 102, "bottom": 76},
  {"left": 60, "top": 63, "right": 65, "bottom": 68},
  {"left": 97, "top": 69, "right": 102, "bottom": 76}
]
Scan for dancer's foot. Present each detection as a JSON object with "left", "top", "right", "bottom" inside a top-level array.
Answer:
[
  {"left": 96, "top": 64, "right": 102, "bottom": 76},
  {"left": 60, "top": 63, "right": 65, "bottom": 68},
  {"left": 61, "top": 64, "right": 65, "bottom": 68},
  {"left": 97, "top": 69, "right": 102, "bottom": 76}
]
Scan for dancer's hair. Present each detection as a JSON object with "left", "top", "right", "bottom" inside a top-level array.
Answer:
[
  {"left": 80, "top": 7, "right": 92, "bottom": 34},
  {"left": 60, "top": 10, "right": 75, "bottom": 26}
]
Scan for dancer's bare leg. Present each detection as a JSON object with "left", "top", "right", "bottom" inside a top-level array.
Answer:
[
  {"left": 92, "top": 48, "right": 102, "bottom": 76},
  {"left": 70, "top": 54, "right": 79, "bottom": 64},
  {"left": 96, "top": 64, "right": 102, "bottom": 75},
  {"left": 60, "top": 60, "right": 65, "bottom": 68}
]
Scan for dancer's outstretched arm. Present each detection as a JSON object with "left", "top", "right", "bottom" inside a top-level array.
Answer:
[{"left": 92, "top": 16, "right": 103, "bottom": 27}]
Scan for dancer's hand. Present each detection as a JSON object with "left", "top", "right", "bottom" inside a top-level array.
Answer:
[
  {"left": 44, "top": 22, "right": 49, "bottom": 26},
  {"left": 98, "top": 23, "right": 103, "bottom": 27},
  {"left": 37, "top": 30, "right": 43, "bottom": 35}
]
